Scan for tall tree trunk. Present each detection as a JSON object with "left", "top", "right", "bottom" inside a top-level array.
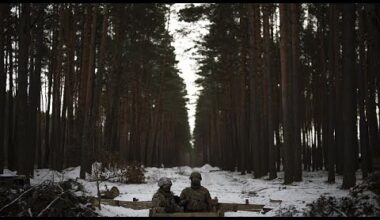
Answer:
[
  {"left": 290, "top": 3, "right": 302, "bottom": 181},
  {"left": 77, "top": 4, "right": 92, "bottom": 165},
  {"left": 63, "top": 4, "right": 76, "bottom": 167},
  {"left": 333, "top": 5, "right": 345, "bottom": 175},
  {"left": 28, "top": 4, "right": 45, "bottom": 175},
  {"left": 80, "top": 4, "right": 97, "bottom": 178},
  {"left": 342, "top": 4, "right": 356, "bottom": 189},
  {"left": 248, "top": 4, "right": 261, "bottom": 178},
  {"left": 263, "top": 3, "right": 276, "bottom": 179},
  {"left": 365, "top": 4, "right": 380, "bottom": 161},
  {"left": 358, "top": 5, "right": 371, "bottom": 179},
  {"left": 0, "top": 4, "right": 8, "bottom": 174},
  {"left": 16, "top": 3, "right": 31, "bottom": 175},
  {"left": 280, "top": 3, "right": 294, "bottom": 184},
  {"left": 92, "top": 5, "right": 109, "bottom": 159},
  {"left": 317, "top": 9, "right": 328, "bottom": 172},
  {"left": 104, "top": 5, "right": 124, "bottom": 153},
  {"left": 327, "top": 4, "right": 338, "bottom": 183},
  {"left": 7, "top": 29, "right": 16, "bottom": 171},
  {"left": 237, "top": 4, "right": 247, "bottom": 174},
  {"left": 78, "top": 4, "right": 92, "bottom": 178},
  {"left": 44, "top": 8, "right": 57, "bottom": 168},
  {"left": 51, "top": 6, "right": 65, "bottom": 171}
]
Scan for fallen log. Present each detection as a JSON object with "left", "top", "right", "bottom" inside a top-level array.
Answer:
[{"left": 91, "top": 198, "right": 152, "bottom": 210}]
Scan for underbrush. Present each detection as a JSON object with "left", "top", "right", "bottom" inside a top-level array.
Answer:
[
  {"left": 90, "top": 150, "right": 145, "bottom": 184},
  {"left": 0, "top": 179, "right": 98, "bottom": 217}
]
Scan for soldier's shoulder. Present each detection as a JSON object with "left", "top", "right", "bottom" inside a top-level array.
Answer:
[
  {"left": 152, "top": 191, "right": 159, "bottom": 198},
  {"left": 200, "top": 186, "right": 211, "bottom": 193},
  {"left": 181, "top": 187, "right": 192, "bottom": 193},
  {"left": 152, "top": 191, "right": 163, "bottom": 198},
  {"left": 183, "top": 187, "right": 192, "bottom": 191}
]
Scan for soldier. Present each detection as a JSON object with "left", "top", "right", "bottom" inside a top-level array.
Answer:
[
  {"left": 179, "top": 171, "right": 213, "bottom": 212},
  {"left": 152, "top": 177, "right": 183, "bottom": 213}
]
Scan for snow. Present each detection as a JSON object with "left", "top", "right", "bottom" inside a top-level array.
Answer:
[
  {"left": 1, "top": 164, "right": 370, "bottom": 217},
  {"left": 0, "top": 169, "right": 17, "bottom": 177},
  {"left": 97, "top": 205, "right": 148, "bottom": 217}
]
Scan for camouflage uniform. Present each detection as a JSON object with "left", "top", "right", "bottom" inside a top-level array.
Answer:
[
  {"left": 152, "top": 177, "right": 183, "bottom": 213},
  {"left": 179, "top": 171, "right": 213, "bottom": 212},
  {"left": 179, "top": 186, "right": 213, "bottom": 212}
]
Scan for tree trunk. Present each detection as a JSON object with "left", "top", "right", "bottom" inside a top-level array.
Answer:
[
  {"left": 327, "top": 4, "right": 338, "bottom": 183},
  {"left": 51, "top": 6, "right": 65, "bottom": 171},
  {"left": 357, "top": 5, "right": 371, "bottom": 179},
  {"left": 16, "top": 3, "right": 31, "bottom": 175},
  {"left": 0, "top": 4, "right": 8, "bottom": 174},
  {"left": 80, "top": 4, "right": 97, "bottom": 178},
  {"left": 290, "top": 3, "right": 302, "bottom": 181},
  {"left": 104, "top": 5, "right": 124, "bottom": 153},
  {"left": 342, "top": 4, "right": 356, "bottom": 189},
  {"left": 280, "top": 3, "right": 294, "bottom": 184},
  {"left": 63, "top": 4, "right": 76, "bottom": 168},
  {"left": 365, "top": 4, "right": 380, "bottom": 161},
  {"left": 263, "top": 3, "right": 276, "bottom": 179},
  {"left": 44, "top": 7, "right": 57, "bottom": 168},
  {"left": 27, "top": 4, "right": 45, "bottom": 175},
  {"left": 7, "top": 27, "right": 16, "bottom": 171},
  {"left": 92, "top": 5, "right": 109, "bottom": 159},
  {"left": 248, "top": 4, "right": 261, "bottom": 178}
]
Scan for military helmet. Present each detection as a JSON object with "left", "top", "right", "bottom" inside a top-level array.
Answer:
[
  {"left": 158, "top": 177, "right": 172, "bottom": 187},
  {"left": 190, "top": 171, "right": 202, "bottom": 180}
]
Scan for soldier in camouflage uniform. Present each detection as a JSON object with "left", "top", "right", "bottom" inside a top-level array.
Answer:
[
  {"left": 179, "top": 171, "right": 213, "bottom": 212},
  {"left": 152, "top": 177, "right": 183, "bottom": 213}
]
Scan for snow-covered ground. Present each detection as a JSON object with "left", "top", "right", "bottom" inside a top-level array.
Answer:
[{"left": 1, "top": 164, "right": 365, "bottom": 217}]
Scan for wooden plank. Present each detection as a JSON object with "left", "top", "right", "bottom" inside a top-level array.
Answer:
[
  {"left": 149, "top": 208, "right": 224, "bottom": 217},
  {"left": 91, "top": 197, "right": 267, "bottom": 213},
  {"left": 218, "top": 202, "right": 265, "bottom": 212},
  {"left": 151, "top": 212, "right": 222, "bottom": 217},
  {"left": 118, "top": 200, "right": 152, "bottom": 210},
  {"left": 269, "top": 199, "right": 282, "bottom": 203}
]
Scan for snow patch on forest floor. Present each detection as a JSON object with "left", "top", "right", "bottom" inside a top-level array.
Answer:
[{"left": 1, "top": 164, "right": 373, "bottom": 217}]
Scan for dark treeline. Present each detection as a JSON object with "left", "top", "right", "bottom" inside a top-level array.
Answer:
[
  {"left": 187, "top": 3, "right": 380, "bottom": 188},
  {"left": 0, "top": 3, "right": 192, "bottom": 178}
]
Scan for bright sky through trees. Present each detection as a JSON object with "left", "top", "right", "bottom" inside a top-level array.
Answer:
[{"left": 168, "top": 3, "right": 210, "bottom": 135}]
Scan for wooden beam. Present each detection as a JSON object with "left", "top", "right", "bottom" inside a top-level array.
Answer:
[{"left": 90, "top": 197, "right": 269, "bottom": 213}]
